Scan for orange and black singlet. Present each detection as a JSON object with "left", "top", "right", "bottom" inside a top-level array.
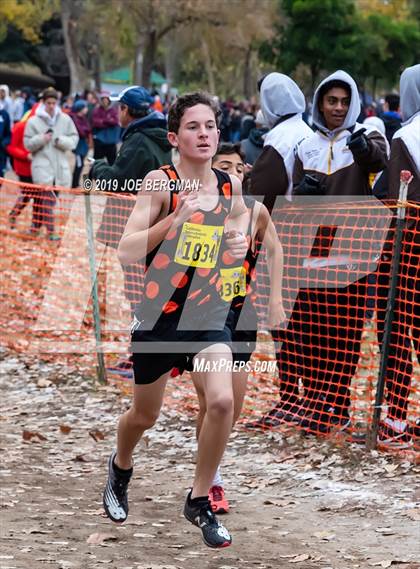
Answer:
[
  {"left": 136, "top": 164, "right": 235, "bottom": 327},
  {"left": 220, "top": 195, "right": 260, "bottom": 330}
]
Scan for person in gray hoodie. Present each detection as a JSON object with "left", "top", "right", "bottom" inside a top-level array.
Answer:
[
  {"left": 376, "top": 63, "right": 420, "bottom": 447},
  {"left": 251, "top": 72, "right": 313, "bottom": 209},
  {"left": 293, "top": 70, "right": 388, "bottom": 197},
  {"left": 246, "top": 74, "right": 313, "bottom": 430},
  {"left": 289, "top": 70, "right": 388, "bottom": 435}
]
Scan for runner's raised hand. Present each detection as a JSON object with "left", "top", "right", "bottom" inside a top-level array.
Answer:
[
  {"left": 173, "top": 190, "right": 201, "bottom": 226},
  {"left": 225, "top": 230, "right": 248, "bottom": 260}
]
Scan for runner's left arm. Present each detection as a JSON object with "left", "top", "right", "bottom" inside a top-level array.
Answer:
[
  {"left": 256, "top": 203, "right": 286, "bottom": 326},
  {"left": 229, "top": 174, "right": 248, "bottom": 226}
]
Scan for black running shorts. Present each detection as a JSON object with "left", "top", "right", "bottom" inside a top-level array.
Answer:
[
  {"left": 131, "top": 313, "right": 232, "bottom": 385},
  {"left": 227, "top": 307, "right": 257, "bottom": 364}
]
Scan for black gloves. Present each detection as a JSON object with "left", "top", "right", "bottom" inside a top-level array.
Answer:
[
  {"left": 293, "top": 174, "right": 326, "bottom": 196},
  {"left": 346, "top": 127, "right": 370, "bottom": 157}
]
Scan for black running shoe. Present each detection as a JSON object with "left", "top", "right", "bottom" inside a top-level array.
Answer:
[
  {"left": 103, "top": 451, "right": 132, "bottom": 523},
  {"left": 184, "top": 491, "right": 232, "bottom": 548}
]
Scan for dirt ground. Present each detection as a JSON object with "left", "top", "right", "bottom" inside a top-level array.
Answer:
[{"left": 1, "top": 349, "right": 419, "bottom": 569}]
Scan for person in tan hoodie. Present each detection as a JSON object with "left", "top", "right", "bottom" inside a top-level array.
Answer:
[{"left": 291, "top": 70, "right": 388, "bottom": 435}]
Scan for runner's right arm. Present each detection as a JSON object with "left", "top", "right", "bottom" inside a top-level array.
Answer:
[{"left": 117, "top": 170, "right": 200, "bottom": 265}]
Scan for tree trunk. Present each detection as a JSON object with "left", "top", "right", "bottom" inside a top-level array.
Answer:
[
  {"left": 92, "top": 48, "right": 101, "bottom": 92},
  {"left": 372, "top": 76, "right": 378, "bottom": 100},
  {"left": 91, "top": 33, "right": 101, "bottom": 92},
  {"left": 164, "top": 30, "right": 177, "bottom": 91},
  {"left": 202, "top": 38, "right": 215, "bottom": 94},
  {"left": 142, "top": 29, "right": 157, "bottom": 89},
  {"left": 243, "top": 45, "right": 253, "bottom": 99},
  {"left": 134, "top": 37, "right": 145, "bottom": 85},
  {"left": 310, "top": 64, "right": 318, "bottom": 96},
  {"left": 60, "top": 0, "right": 88, "bottom": 93}
]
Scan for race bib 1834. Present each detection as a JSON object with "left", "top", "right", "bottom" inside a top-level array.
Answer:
[
  {"left": 219, "top": 266, "right": 247, "bottom": 301},
  {"left": 175, "top": 222, "right": 223, "bottom": 268}
]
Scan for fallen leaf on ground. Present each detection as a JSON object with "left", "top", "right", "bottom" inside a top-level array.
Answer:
[
  {"left": 73, "top": 454, "right": 89, "bottom": 462},
  {"left": 22, "top": 430, "right": 47, "bottom": 442},
  {"left": 263, "top": 499, "right": 296, "bottom": 507},
  {"left": 89, "top": 429, "right": 105, "bottom": 442},
  {"left": 86, "top": 532, "right": 117, "bottom": 545},
  {"left": 59, "top": 425, "right": 72, "bottom": 434},
  {"left": 375, "top": 527, "right": 396, "bottom": 535},
  {"left": 289, "top": 554, "right": 310, "bottom": 563},
  {"left": 313, "top": 530, "right": 336, "bottom": 541},
  {"left": 37, "top": 378, "right": 52, "bottom": 388},
  {"left": 405, "top": 509, "right": 420, "bottom": 521},
  {"left": 369, "top": 560, "right": 411, "bottom": 567}
]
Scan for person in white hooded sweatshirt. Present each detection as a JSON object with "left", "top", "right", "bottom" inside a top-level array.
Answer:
[
  {"left": 246, "top": 73, "right": 314, "bottom": 429},
  {"left": 376, "top": 63, "right": 420, "bottom": 447},
  {"left": 289, "top": 70, "right": 388, "bottom": 435},
  {"left": 251, "top": 72, "right": 313, "bottom": 209}
]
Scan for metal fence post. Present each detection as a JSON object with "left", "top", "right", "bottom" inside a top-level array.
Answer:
[
  {"left": 367, "top": 170, "right": 413, "bottom": 450},
  {"left": 84, "top": 189, "right": 107, "bottom": 384}
]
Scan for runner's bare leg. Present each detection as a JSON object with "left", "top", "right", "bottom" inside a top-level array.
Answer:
[
  {"left": 115, "top": 372, "right": 170, "bottom": 469},
  {"left": 191, "top": 344, "right": 234, "bottom": 498}
]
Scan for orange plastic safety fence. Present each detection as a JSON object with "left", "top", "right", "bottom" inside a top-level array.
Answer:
[{"left": 1, "top": 176, "right": 419, "bottom": 454}]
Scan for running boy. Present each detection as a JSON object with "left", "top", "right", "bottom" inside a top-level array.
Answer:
[
  {"left": 103, "top": 93, "right": 250, "bottom": 548},
  {"left": 193, "top": 143, "right": 285, "bottom": 514}
]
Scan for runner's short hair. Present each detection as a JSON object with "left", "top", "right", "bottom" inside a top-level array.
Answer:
[
  {"left": 213, "top": 142, "right": 246, "bottom": 163},
  {"left": 168, "top": 92, "right": 221, "bottom": 133}
]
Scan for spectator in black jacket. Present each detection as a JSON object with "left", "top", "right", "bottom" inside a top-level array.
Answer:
[
  {"left": 90, "top": 86, "right": 172, "bottom": 378},
  {"left": 241, "top": 110, "right": 268, "bottom": 166}
]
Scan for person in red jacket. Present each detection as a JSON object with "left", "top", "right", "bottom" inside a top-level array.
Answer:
[{"left": 7, "top": 104, "right": 39, "bottom": 229}]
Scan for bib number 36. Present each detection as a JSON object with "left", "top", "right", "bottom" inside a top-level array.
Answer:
[{"left": 220, "top": 267, "right": 247, "bottom": 301}]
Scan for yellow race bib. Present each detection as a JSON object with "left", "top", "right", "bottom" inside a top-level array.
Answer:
[
  {"left": 219, "top": 266, "right": 247, "bottom": 302},
  {"left": 175, "top": 222, "right": 223, "bottom": 268}
]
